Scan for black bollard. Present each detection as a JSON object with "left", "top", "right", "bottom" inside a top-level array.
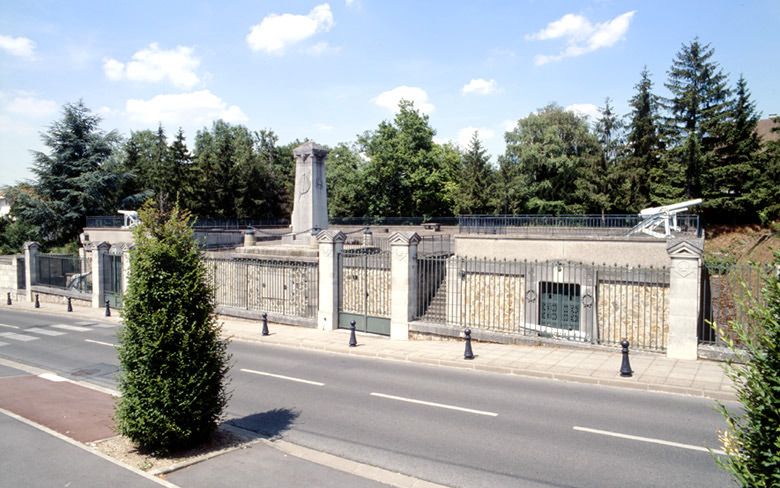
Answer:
[
  {"left": 34, "top": 293, "right": 40, "bottom": 308},
  {"left": 349, "top": 320, "right": 357, "bottom": 347},
  {"left": 67, "top": 297, "right": 72, "bottom": 312},
  {"left": 261, "top": 312, "right": 269, "bottom": 336},
  {"left": 105, "top": 299, "right": 111, "bottom": 317},
  {"left": 6, "top": 292, "right": 11, "bottom": 305},
  {"left": 620, "top": 339, "right": 633, "bottom": 377},
  {"left": 464, "top": 328, "right": 475, "bottom": 360}
]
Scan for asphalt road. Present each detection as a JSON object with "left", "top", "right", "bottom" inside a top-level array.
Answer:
[{"left": 0, "top": 309, "right": 735, "bottom": 488}]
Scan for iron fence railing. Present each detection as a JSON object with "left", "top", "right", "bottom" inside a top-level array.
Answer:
[
  {"left": 699, "top": 262, "right": 777, "bottom": 347},
  {"left": 458, "top": 214, "right": 700, "bottom": 237},
  {"left": 86, "top": 216, "right": 289, "bottom": 229},
  {"left": 35, "top": 254, "right": 92, "bottom": 293},
  {"left": 415, "top": 256, "right": 670, "bottom": 352},
  {"left": 204, "top": 256, "right": 318, "bottom": 319},
  {"left": 330, "top": 216, "right": 460, "bottom": 226},
  {"left": 17, "top": 256, "right": 25, "bottom": 290}
]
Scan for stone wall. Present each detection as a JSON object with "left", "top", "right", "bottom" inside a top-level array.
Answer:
[
  {"left": 0, "top": 255, "right": 24, "bottom": 301},
  {"left": 340, "top": 266, "right": 391, "bottom": 317},
  {"left": 596, "top": 281, "right": 669, "bottom": 350},
  {"left": 457, "top": 273, "right": 525, "bottom": 333}
]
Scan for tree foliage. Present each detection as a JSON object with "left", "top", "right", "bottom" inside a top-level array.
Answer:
[
  {"left": 716, "top": 251, "right": 780, "bottom": 487},
  {"left": 454, "top": 132, "right": 494, "bottom": 215},
  {"left": 116, "top": 201, "right": 230, "bottom": 454}
]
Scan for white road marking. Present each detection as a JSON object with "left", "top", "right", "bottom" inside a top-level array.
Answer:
[
  {"left": 74, "top": 321, "right": 96, "bottom": 326},
  {"left": 90, "top": 323, "right": 117, "bottom": 329},
  {"left": 573, "top": 426, "right": 726, "bottom": 455},
  {"left": 240, "top": 368, "right": 325, "bottom": 386},
  {"left": 27, "top": 327, "right": 66, "bottom": 336},
  {"left": 0, "top": 332, "right": 38, "bottom": 342},
  {"left": 370, "top": 392, "right": 499, "bottom": 417},
  {"left": 0, "top": 323, "right": 20, "bottom": 329},
  {"left": 39, "top": 372, "right": 68, "bottom": 382},
  {"left": 0, "top": 341, "right": 8, "bottom": 347},
  {"left": 50, "top": 324, "right": 91, "bottom": 332},
  {"left": 84, "top": 339, "right": 117, "bottom": 348}
]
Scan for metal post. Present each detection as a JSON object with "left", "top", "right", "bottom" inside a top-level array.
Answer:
[
  {"left": 349, "top": 320, "right": 357, "bottom": 347},
  {"left": 464, "top": 328, "right": 474, "bottom": 360},
  {"left": 262, "top": 312, "right": 269, "bottom": 336},
  {"left": 105, "top": 299, "right": 111, "bottom": 317},
  {"left": 35, "top": 293, "right": 40, "bottom": 308},
  {"left": 6, "top": 292, "right": 10, "bottom": 305},
  {"left": 67, "top": 297, "right": 72, "bottom": 312},
  {"left": 620, "top": 339, "right": 633, "bottom": 377}
]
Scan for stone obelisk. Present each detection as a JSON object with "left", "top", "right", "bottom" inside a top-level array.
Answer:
[{"left": 288, "top": 141, "right": 329, "bottom": 243}]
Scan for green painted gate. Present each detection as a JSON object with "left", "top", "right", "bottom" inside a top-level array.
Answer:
[
  {"left": 104, "top": 254, "right": 123, "bottom": 309},
  {"left": 338, "top": 248, "right": 391, "bottom": 335},
  {"left": 539, "top": 282, "right": 581, "bottom": 331}
]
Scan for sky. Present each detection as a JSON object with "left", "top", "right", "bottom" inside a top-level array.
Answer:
[{"left": 1, "top": 0, "right": 778, "bottom": 187}]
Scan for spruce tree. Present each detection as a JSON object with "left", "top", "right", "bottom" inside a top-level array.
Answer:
[
  {"left": 456, "top": 132, "right": 494, "bottom": 215},
  {"left": 588, "top": 98, "right": 624, "bottom": 214},
  {"left": 116, "top": 201, "right": 230, "bottom": 454},
  {"left": 664, "top": 38, "right": 731, "bottom": 201},
  {"left": 624, "top": 68, "right": 665, "bottom": 211},
  {"left": 710, "top": 75, "right": 762, "bottom": 222}
]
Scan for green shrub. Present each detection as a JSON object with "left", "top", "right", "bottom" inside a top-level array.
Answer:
[
  {"left": 717, "top": 252, "right": 780, "bottom": 487},
  {"left": 116, "top": 201, "right": 230, "bottom": 454}
]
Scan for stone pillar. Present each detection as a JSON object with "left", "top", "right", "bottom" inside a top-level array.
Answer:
[
  {"left": 291, "top": 142, "right": 329, "bottom": 239},
  {"left": 23, "top": 241, "right": 39, "bottom": 302},
  {"left": 389, "top": 232, "right": 421, "bottom": 340},
  {"left": 666, "top": 240, "right": 703, "bottom": 360},
  {"left": 243, "top": 229, "right": 256, "bottom": 247},
  {"left": 91, "top": 242, "right": 110, "bottom": 308},
  {"left": 317, "top": 230, "right": 345, "bottom": 331},
  {"left": 121, "top": 244, "right": 133, "bottom": 295}
]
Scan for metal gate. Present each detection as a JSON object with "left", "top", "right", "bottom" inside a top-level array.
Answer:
[
  {"left": 104, "top": 254, "right": 123, "bottom": 309},
  {"left": 338, "top": 248, "right": 391, "bottom": 335}
]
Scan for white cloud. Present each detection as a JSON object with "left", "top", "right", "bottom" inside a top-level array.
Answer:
[
  {"left": 314, "top": 122, "right": 334, "bottom": 132},
  {"left": 306, "top": 41, "right": 340, "bottom": 56},
  {"left": 372, "top": 86, "right": 434, "bottom": 114},
  {"left": 462, "top": 78, "right": 498, "bottom": 96},
  {"left": 527, "top": 11, "right": 635, "bottom": 65},
  {"left": 0, "top": 34, "right": 35, "bottom": 59},
  {"left": 3, "top": 95, "right": 57, "bottom": 118},
  {"left": 565, "top": 103, "right": 600, "bottom": 121},
  {"left": 457, "top": 127, "right": 495, "bottom": 148},
  {"left": 246, "top": 4, "right": 334, "bottom": 55},
  {"left": 125, "top": 90, "right": 248, "bottom": 125},
  {"left": 502, "top": 119, "right": 517, "bottom": 132},
  {"left": 103, "top": 43, "right": 201, "bottom": 89}
]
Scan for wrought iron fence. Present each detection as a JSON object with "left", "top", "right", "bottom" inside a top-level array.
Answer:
[
  {"left": 415, "top": 256, "right": 670, "bottom": 351},
  {"left": 204, "top": 256, "right": 318, "bottom": 319},
  {"left": 104, "top": 254, "right": 123, "bottom": 308},
  {"left": 86, "top": 215, "right": 289, "bottom": 229},
  {"left": 35, "top": 254, "right": 92, "bottom": 293},
  {"left": 458, "top": 214, "right": 700, "bottom": 237},
  {"left": 330, "top": 216, "right": 460, "bottom": 226},
  {"left": 699, "top": 262, "right": 777, "bottom": 347}
]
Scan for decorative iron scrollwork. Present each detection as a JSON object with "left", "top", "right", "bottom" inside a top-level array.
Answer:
[
  {"left": 525, "top": 290, "right": 537, "bottom": 302},
  {"left": 582, "top": 294, "right": 594, "bottom": 308}
]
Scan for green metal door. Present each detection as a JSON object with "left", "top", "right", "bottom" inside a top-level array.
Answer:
[
  {"left": 338, "top": 248, "right": 391, "bottom": 335},
  {"left": 539, "top": 282, "right": 580, "bottom": 331},
  {"left": 104, "top": 254, "right": 123, "bottom": 309}
]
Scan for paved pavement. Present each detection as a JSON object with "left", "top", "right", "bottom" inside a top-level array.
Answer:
[{"left": 3, "top": 298, "right": 735, "bottom": 401}]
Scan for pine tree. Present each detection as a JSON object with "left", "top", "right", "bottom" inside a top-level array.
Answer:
[
  {"left": 624, "top": 68, "right": 665, "bottom": 211},
  {"left": 709, "top": 75, "right": 762, "bottom": 222},
  {"left": 588, "top": 98, "right": 624, "bottom": 214},
  {"left": 664, "top": 38, "right": 731, "bottom": 201},
  {"left": 168, "top": 128, "right": 194, "bottom": 209},
  {"left": 456, "top": 132, "right": 494, "bottom": 215},
  {"left": 116, "top": 201, "right": 230, "bottom": 454}
]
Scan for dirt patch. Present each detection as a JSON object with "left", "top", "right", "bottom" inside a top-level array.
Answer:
[
  {"left": 90, "top": 425, "right": 259, "bottom": 474},
  {"left": 705, "top": 225, "right": 779, "bottom": 264}
]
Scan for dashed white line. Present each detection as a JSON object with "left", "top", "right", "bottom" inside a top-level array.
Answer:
[
  {"left": 0, "top": 332, "right": 38, "bottom": 342},
  {"left": 240, "top": 368, "right": 325, "bottom": 386},
  {"left": 0, "top": 323, "right": 20, "bottom": 329},
  {"left": 27, "top": 327, "right": 66, "bottom": 336},
  {"left": 370, "top": 392, "right": 499, "bottom": 417},
  {"left": 84, "top": 339, "right": 117, "bottom": 348},
  {"left": 50, "top": 324, "right": 91, "bottom": 332},
  {"left": 573, "top": 426, "right": 726, "bottom": 455}
]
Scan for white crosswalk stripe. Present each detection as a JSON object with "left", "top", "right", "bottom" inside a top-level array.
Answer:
[
  {"left": 90, "top": 323, "right": 117, "bottom": 329},
  {"left": 74, "top": 321, "right": 96, "bottom": 326},
  {"left": 27, "top": 327, "right": 66, "bottom": 336},
  {"left": 0, "top": 332, "right": 39, "bottom": 342},
  {"left": 50, "top": 324, "right": 91, "bottom": 332}
]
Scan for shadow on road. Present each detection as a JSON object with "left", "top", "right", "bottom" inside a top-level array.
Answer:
[{"left": 227, "top": 408, "right": 299, "bottom": 439}]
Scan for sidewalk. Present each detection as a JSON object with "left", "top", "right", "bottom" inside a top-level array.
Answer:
[{"left": 3, "top": 299, "right": 736, "bottom": 401}]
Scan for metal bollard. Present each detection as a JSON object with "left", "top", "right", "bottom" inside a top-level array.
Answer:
[
  {"left": 261, "top": 312, "right": 269, "bottom": 336},
  {"left": 349, "top": 320, "right": 357, "bottom": 347},
  {"left": 105, "top": 299, "right": 111, "bottom": 317},
  {"left": 67, "top": 297, "right": 72, "bottom": 312},
  {"left": 620, "top": 339, "right": 633, "bottom": 377},
  {"left": 35, "top": 294, "right": 40, "bottom": 308},
  {"left": 464, "top": 328, "right": 475, "bottom": 360},
  {"left": 6, "top": 292, "right": 11, "bottom": 305}
]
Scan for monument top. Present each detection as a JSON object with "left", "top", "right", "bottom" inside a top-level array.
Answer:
[{"left": 293, "top": 141, "right": 328, "bottom": 159}]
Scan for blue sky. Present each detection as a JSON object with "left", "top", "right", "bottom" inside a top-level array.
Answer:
[{"left": 1, "top": 0, "right": 778, "bottom": 187}]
